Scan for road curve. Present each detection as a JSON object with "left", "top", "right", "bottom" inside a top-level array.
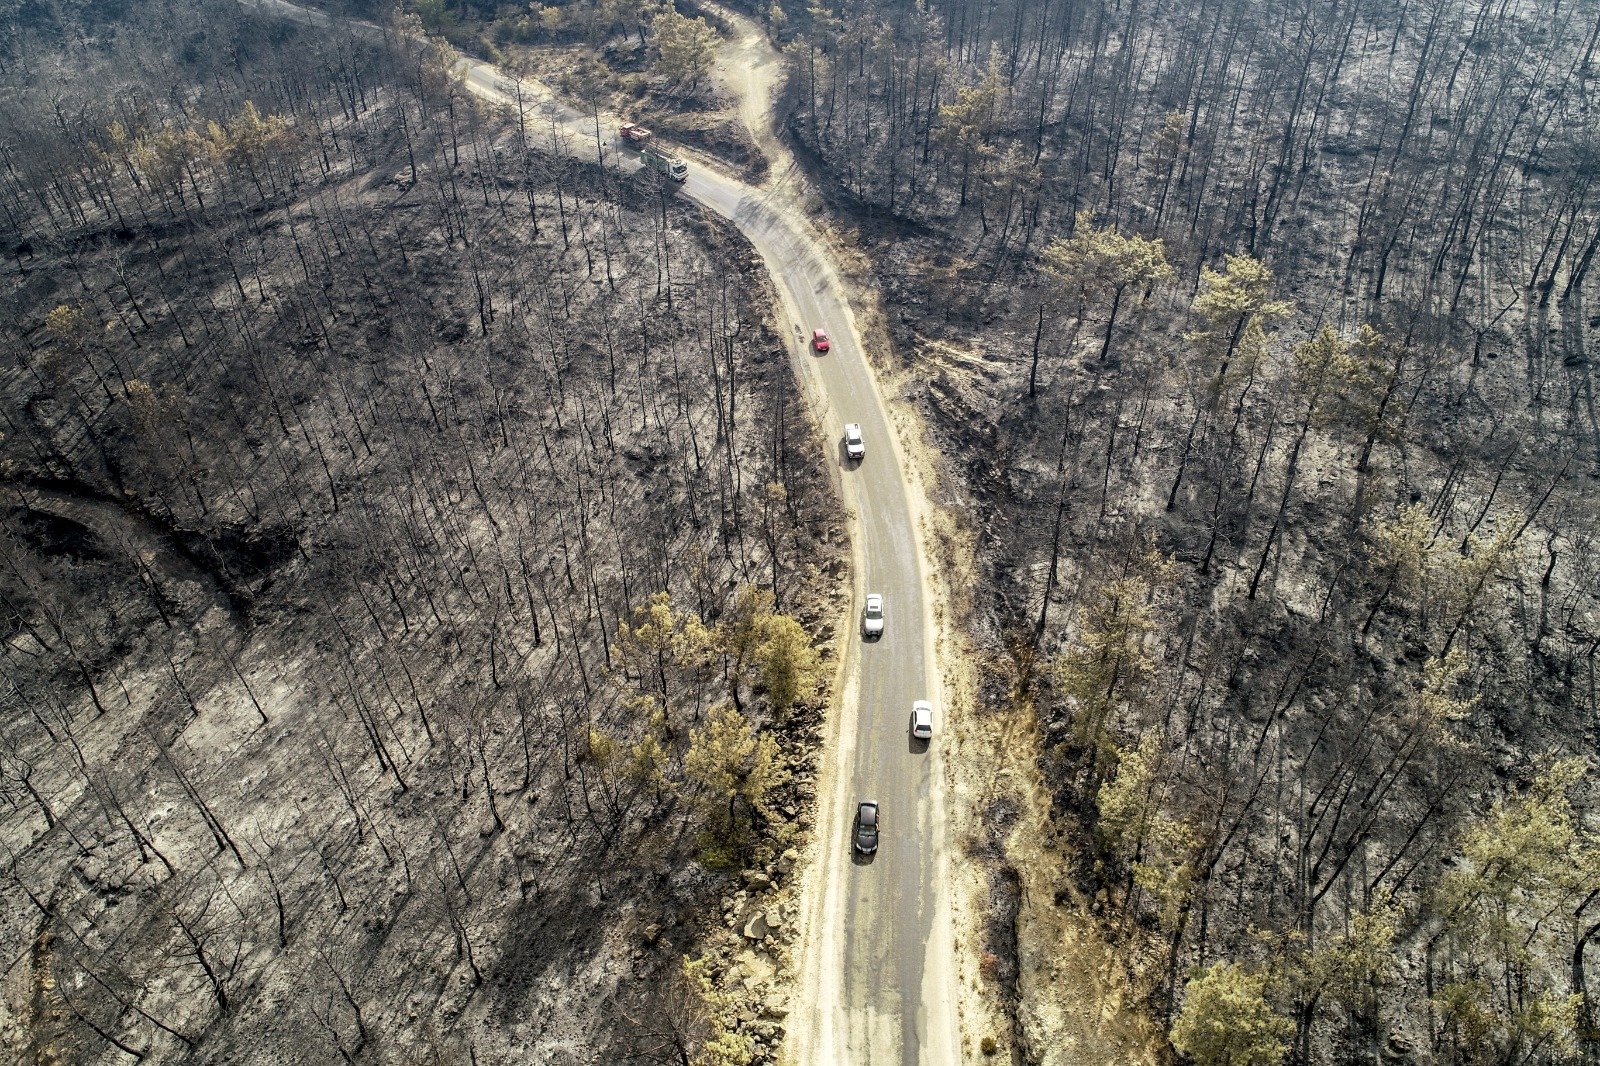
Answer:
[{"left": 244, "top": 3, "right": 959, "bottom": 1060}]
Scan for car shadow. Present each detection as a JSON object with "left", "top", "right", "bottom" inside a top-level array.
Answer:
[
  {"left": 908, "top": 734, "right": 929, "bottom": 755},
  {"left": 851, "top": 847, "right": 876, "bottom": 867}
]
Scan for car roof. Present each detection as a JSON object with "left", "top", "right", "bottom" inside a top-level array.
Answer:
[
  {"left": 913, "top": 700, "right": 933, "bottom": 712},
  {"left": 859, "top": 802, "right": 878, "bottom": 822},
  {"left": 866, "top": 593, "right": 882, "bottom": 604},
  {"left": 814, "top": 327, "right": 828, "bottom": 335},
  {"left": 845, "top": 422, "right": 861, "bottom": 432}
]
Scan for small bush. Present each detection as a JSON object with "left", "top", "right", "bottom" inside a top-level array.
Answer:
[{"left": 695, "top": 831, "right": 740, "bottom": 871}]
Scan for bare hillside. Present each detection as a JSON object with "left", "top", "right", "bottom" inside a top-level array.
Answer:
[{"left": 0, "top": 2, "right": 841, "bottom": 1062}]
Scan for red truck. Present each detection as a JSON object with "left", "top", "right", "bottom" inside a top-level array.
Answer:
[{"left": 619, "top": 122, "right": 652, "bottom": 148}]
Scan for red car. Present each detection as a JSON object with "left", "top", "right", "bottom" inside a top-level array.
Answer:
[{"left": 812, "top": 328, "right": 831, "bottom": 352}]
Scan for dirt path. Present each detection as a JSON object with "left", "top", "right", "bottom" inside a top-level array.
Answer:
[{"left": 704, "top": 7, "right": 792, "bottom": 190}]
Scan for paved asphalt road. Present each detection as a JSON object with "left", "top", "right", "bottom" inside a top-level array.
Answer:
[
  {"left": 687, "top": 181, "right": 951, "bottom": 1066},
  {"left": 442, "top": 59, "right": 957, "bottom": 1066},
  {"left": 245, "top": 5, "right": 956, "bottom": 1058}
]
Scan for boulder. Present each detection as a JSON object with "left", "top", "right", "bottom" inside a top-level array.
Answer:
[
  {"left": 742, "top": 911, "right": 770, "bottom": 940},
  {"left": 1383, "top": 1033, "right": 1414, "bottom": 1060}
]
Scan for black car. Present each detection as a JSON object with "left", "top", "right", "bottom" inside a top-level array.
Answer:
[{"left": 854, "top": 801, "right": 879, "bottom": 854}]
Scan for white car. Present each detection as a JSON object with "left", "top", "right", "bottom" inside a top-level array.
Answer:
[
  {"left": 844, "top": 423, "right": 865, "bottom": 461},
  {"left": 862, "top": 593, "right": 884, "bottom": 639},
  {"left": 910, "top": 700, "right": 934, "bottom": 740}
]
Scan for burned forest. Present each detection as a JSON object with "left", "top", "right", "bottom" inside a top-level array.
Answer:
[
  {"left": 4, "top": 0, "right": 1600, "bottom": 1060},
  {"left": 782, "top": 0, "right": 1600, "bottom": 1061},
  {"left": 0, "top": 1, "right": 845, "bottom": 1062}
]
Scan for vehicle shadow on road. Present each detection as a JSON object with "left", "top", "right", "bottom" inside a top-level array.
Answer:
[
  {"left": 851, "top": 847, "right": 876, "bottom": 867},
  {"left": 908, "top": 735, "right": 929, "bottom": 755}
]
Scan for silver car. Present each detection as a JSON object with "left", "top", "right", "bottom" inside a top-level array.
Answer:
[
  {"left": 910, "top": 700, "right": 933, "bottom": 740},
  {"left": 862, "top": 593, "right": 885, "bottom": 639},
  {"left": 844, "top": 423, "right": 865, "bottom": 461}
]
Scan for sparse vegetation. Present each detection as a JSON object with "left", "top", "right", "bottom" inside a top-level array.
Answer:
[{"left": 1171, "top": 962, "right": 1293, "bottom": 1066}]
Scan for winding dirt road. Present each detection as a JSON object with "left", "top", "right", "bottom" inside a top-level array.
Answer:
[{"left": 246, "top": 3, "right": 962, "bottom": 1060}]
